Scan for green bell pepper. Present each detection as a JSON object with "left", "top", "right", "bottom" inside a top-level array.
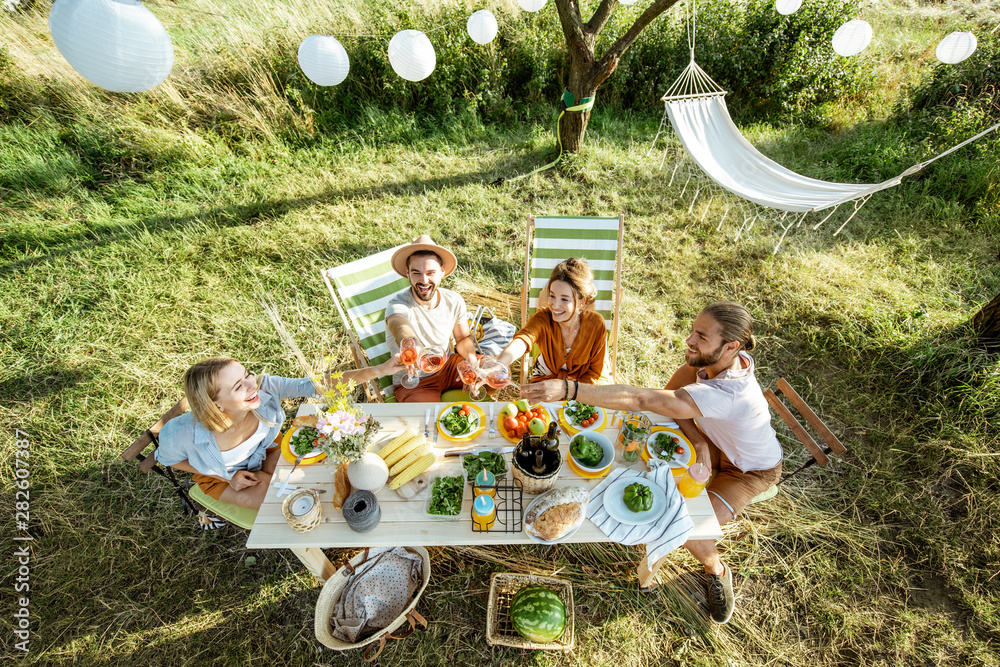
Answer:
[{"left": 623, "top": 482, "right": 653, "bottom": 513}]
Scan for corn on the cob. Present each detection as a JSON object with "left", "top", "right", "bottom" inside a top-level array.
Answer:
[
  {"left": 382, "top": 434, "right": 424, "bottom": 467},
  {"left": 389, "top": 443, "right": 432, "bottom": 476},
  {"left": 390, "top": 453, "right": 437, "bottom": 489},
  {"left": 378, "top": 429, "right": 418, "bottom": 460}
]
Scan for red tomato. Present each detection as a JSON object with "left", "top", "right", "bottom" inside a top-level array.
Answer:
[
  {"left": 462, "top": 404, "right": 472, "bottom": 413},
  {"left": 503, "top": 416, "right": 518, "bottom": 432},
  {"left": 675, "top": 446, "right": 685, "bottom": 455},
  {"left": 507, "top": 429, "right": 517, "bottom": 439},
  {"left": 515, "top": 425, "right": 527, "bottom": 438},
  {"left": 517, "top": 413, "right": 528, "bottom": 424},
  {"left": 582, "top": 418, "right": 593, "bottom": 427}
]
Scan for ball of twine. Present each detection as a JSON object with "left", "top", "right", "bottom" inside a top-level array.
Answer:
[{"left": 343, "top": 490, "right": 380, "bottom": 533}]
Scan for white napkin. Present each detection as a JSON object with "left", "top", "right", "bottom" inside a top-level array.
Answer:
[{"left": 587, "top": 459, "right": 695, "bottom": 563}]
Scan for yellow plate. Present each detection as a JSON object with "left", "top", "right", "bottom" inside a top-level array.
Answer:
[
  {"left": 437, "top": 402, "right": 488, "bottom": 442},
  {"left": 565, "top": 453, "right": 613, "bottom": 479},
  {"left": 558, "top": 402, "right": 607, "bottom": 436},
  {"left": 279, "top": 416, "right": 328, "bottom": 465},
  {"left": 497, "top": 404, "right": 551, "bottom": 443}
]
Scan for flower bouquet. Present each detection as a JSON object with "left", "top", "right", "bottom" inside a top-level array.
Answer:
[{"left": 313, "top": 373, "right": 381, "bottom": 465}]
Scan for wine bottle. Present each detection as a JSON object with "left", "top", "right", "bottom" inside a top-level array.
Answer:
[{"left": 542, "top": 421, "right": 560, "bottom": 452}]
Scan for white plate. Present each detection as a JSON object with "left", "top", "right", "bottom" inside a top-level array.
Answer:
[
  {"left": 561, "top": 401, "right": 605, "bottom": 432},
  {"left": 437, "top": 404, "right": 484, "bottom": 440},
  {"left": 646, "top": 430, "right": 693, "bottom": 469},
  {"left": 523, "top": 493, "right": 585, "bottom": 545},
  {"left": 288, "top": 426, "right": 325, "bottom": 460},
  {"left": 602, "top": 476, "right": 668, "bottom": 525}
]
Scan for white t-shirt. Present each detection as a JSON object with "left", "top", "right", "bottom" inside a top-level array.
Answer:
[
  {"left": 219, "top": 419, "right": 270, "bottom": 477},
  {"left": 682, "top": 352, "right": 782, "bottom": 472},
  {"left": 385, "top": 286, "right": 468, "bottom": 384}
]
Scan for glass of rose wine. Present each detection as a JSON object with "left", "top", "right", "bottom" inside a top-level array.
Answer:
[
  {"left": 399, "top": 337, "right": 421, "bottom": 389},
  {"left": 457, "top": 359, "right": 486, "bottom": 400},
  {"left": 479, "top": 357, "right": 511, "bottom": 391},
  {"left": 416, "top": 346, "right": 446, "bottom": 375}
]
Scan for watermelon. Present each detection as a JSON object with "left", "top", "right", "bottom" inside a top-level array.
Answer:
[{"left": 510, "top": 585, "right": 567, "bottom": 643}]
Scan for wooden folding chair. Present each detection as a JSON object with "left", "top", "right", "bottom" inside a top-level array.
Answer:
[
  {"left": 521, "top": 214, "right": 625, "bottom": 383},
  {"left": 764, "top": 377, "right": 847, "bottom": 483},
  {"left": 121, "top": 398, "right": 259, "bottom": 530}
]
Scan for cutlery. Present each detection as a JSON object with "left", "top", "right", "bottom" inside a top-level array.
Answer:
[
  {"left": 445, "top": 446, "right": 514, "bottom": 458},
  {"left": 276, "top": 485, "right": 328, "bottom": 498},
  {"left": 277, "top": 454, "right": 305, "bottom": 497},
  {"left": 424, "top": 408, "right": 431, "bottom": 439},
  {"left": 432, "top": 404, "right": 440, "bottom": 444},
  {"left": 488, "top": 403, "right": 496, "bottom": 439}
]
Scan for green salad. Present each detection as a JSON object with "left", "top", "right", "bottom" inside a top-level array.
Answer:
[
  {"left": 290, "top": 427, "right": 320, "bottom": 456},
  {"left": 570, "top": 434, "right": 604, "bottom": 467},
  {"left": 427, "top": 475, "right": 465, "bottom": 516},
  {"left": 564, "top": 400, "right": 598, "bottom": 427},
  {"left": 441, "top": 406, "right": 477, "bottom": 436},
  {"left": 462, "top": 451, "right": 507, "bottom": 483}
]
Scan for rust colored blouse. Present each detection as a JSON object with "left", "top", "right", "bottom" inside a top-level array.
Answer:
[{"left": 514, "top": 308, "right": 606, "bottom": 383}]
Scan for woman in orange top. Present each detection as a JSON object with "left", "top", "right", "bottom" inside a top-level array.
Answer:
[{"left": 496, "top": 257, "right": 606, "bottom": 387}]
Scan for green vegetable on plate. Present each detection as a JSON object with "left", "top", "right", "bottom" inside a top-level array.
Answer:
[
  {"left": 462, "top": 451, "right": 506, "bottom": 482},
  {"left": 441, "top": 406, "right": 475, "bottom": 436},
  {"left": 623, "top": 482, "right": 654, "bottom": 513},
  {"left": 570, "top": 434, "right": 604, "bottom": 467},
  {"left": 290, "top": 427, "right": 320, "bottom": 456}
]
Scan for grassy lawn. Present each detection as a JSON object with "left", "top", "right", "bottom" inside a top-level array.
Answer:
[{"left": 2, "top": 1, "right": 999, "bottom": 665}]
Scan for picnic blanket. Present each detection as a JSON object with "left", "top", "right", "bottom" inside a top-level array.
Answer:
[{"left": 586, "top": 459, "right": 694, "bottom": 563}]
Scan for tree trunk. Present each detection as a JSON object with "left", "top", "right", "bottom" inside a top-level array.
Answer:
[
  {"left": 971, "top": 292, "right": 1000, "bottom": 348},
  {"left": 559, "top": 54, "right": 598, "bottom": 153}
]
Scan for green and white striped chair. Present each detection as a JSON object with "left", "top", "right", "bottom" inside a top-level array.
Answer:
[
  {"left": 322, "top": 246, "right": 479, "bottom": 403},
  {"left": 521, "top": 214, "right": 625, "bottom": 384}
]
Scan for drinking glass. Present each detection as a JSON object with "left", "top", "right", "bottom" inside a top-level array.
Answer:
[
  {"left": 416, "top": 346, "right": 446, "bottom": 375},
  {"left": 617, "top": 411, "right": 652, "bottom": 462},
  {"left": 399, "top": 337, "right": 420, "bottom": 389},
  {"left": 479, "top": 357, "right": 511, "bottom": 390},
  {"left": 457, "top": 359, "right": 486, "bottom": 400}
]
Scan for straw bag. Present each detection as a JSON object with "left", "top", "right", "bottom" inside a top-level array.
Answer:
[{"left": 315, "top": 547, "right": 431, "bottom": 662}]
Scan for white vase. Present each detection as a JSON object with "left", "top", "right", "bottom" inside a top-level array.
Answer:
[{"left": 346, "top": 452, "right": 389, "bottom": 493}]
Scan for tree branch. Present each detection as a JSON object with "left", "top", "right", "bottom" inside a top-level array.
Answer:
[
  {"left": 554, "top": 0, "right": 591, "bottom": 59},
  {"left": 586, "top": 0, "right": 618, "bottom": 36},
  {"left": 589, "top": 0, "right": 682, "bottom": 88}
]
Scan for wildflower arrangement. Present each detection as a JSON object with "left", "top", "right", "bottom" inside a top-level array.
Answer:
[{"left": 312, "top": 372, "right": 380, "bottom": 464}]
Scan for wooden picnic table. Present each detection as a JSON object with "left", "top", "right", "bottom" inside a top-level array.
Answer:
[{"left": 246, "top": 402, "right": 723, "bottom": 582}]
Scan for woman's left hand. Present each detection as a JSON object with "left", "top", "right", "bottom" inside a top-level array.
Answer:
[{"left": 518, "top": 380, "right": 564, "bottom": 403}]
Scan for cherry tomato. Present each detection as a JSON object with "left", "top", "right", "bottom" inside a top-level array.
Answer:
[
  {"left": 675, "top": 446, "right": 685, "bottom": 455},
  {"left": 503, "top": 416, "right": 518, "bottom": 432},
  {"left": 462, "top": 404, "right": 472, "bottom": 413},
  {"left": 507, "top": 429, "right": 517, "bottom": 439},
  {"left": 515, "top": 425, "right": 527, "bottom": 438},
  {"left": 583, "top": 418, "right": 594, "bottom": 427}
]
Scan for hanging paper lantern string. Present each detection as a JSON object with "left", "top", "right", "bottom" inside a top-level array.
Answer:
[
  {"left": 298, "top": 35, "right": 350, "bottom": 86},
  {"left": 467, "top": 9, "right": 498, "bottom": 45},
  {"left": 49, "top": 0, "right": 174, "bottom": 93},
  {"left": 832, "top": 19, "right": 873, "bottom": 57},
  {"left": 775, "top": 0, "right": 802, "bottom": 16},
  {"left": 936, "top": 31, "right": 978, "bottom": 64},
  {"left": 517, "top": 0, "right": 547, "bottom": 12}
]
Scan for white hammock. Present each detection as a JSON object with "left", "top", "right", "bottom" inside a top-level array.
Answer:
[{"left": 662, "top": 60, "right": 999, "bottom": 214}]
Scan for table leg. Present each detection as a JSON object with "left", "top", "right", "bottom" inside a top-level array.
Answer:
[
  {"left": 638, "top": 551, "right": 669, "bottom": 589},
  {"left": 290, "top": 547, "right": 337, "bottom": 583}
]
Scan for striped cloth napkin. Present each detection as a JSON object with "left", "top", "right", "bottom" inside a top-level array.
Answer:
[{"left": 587, "top": 459, "right": 695, "bottom": 563}]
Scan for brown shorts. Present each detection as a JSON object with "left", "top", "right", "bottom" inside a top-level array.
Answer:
[
  {"left": 193, "top": 473, "right": 229, "bottom": 500},
  {"left": 392, "top": 352, "right": 466, "bottom": 403},
  {"left": 706, "top": 442, "right": 781, "bottom": 517}
]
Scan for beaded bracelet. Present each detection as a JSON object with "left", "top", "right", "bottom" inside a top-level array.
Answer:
[{"left": 563, "top": 378, "right": 569, "bottom": 401}]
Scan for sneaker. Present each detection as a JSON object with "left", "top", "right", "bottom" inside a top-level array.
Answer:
[{"left": 706, "top": 564, "right": 735, "bottom": 624}]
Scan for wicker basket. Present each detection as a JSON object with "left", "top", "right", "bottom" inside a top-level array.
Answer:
[
  {"left": 486, "top": 573, "right": 574, "bottom": 651},
  {"left": 281, "top": 488, "right": 323, "bottom": 533},
  {"left": 315, "top": 547, "right": 431, "bottom": 660}
]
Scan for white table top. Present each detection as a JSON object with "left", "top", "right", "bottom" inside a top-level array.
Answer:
[{"left": 246, "top": 402, "right": 722, "bottom": 549}]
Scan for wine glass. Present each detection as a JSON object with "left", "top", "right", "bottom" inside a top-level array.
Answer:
[
  {"left": 416, "top": 345, "right": 446, "bottom": 375},
  {"left": 457, "top": 359, "right": 486, "bottom": 400},
  {"left": 479, "top": 357, "right": 511, "bottom": 390},
  {"left": 399, "top": 337, "right": 420, "bottom": 389}
]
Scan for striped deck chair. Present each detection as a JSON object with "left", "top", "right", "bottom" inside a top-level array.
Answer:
[
  {"left": 521, "top": 214, "right": 625, "bottom": 384},
  {"left": 322, "top": 245, "right": 410, "bottom": 402}
]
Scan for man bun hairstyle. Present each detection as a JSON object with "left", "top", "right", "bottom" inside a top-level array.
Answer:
[
  {"left": 702, "top": 301, "right": 756, "bottom": 351},
  {"left": 546, "top": 257, "right": 598, "bottom": 309}
]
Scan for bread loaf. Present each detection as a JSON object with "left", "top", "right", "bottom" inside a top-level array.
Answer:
[{"left": 524, "top": 487, "right": 589, "bottom": 542}]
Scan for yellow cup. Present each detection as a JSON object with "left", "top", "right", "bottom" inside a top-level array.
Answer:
[{"left": 677, "top": 462, "right": 711, "bottom": 498}]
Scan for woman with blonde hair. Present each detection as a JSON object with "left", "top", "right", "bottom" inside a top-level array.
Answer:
[
  {"left": 495, "top": 257, "right": 606, "bottom": 390},
  {"left": 156, "top": 356, "right": 400, "bottom": 510}
]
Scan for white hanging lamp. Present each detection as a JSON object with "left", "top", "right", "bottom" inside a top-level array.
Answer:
[
  {"left": 467, "top": 9, "right": 498, "bottom": 45},
  {"left": 388, "top": 30, "right": 436, "bottom": 82},
  {"left": 517, "top": 0, "right": 547, "bottom": 12},
  {"left": 297, "top": 35, "right": 350, "bottom": 86},
  {"left": 775, "top": 0, "right": 801, "bottom": 16},
  {"left": 48, "top": 0, "right": 174, "bottom": 93},
  {"left": 832, "top": 19, "right": 873, "bottom": 57},
  {"left": 619, "top": 0, "right": 639, "bottom": 5},
  {"left": 936, "top": 31, "right": 978, "bottom": 65}
]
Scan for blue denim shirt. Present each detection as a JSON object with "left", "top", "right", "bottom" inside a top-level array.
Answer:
[{"left": 156, "top": 375, "right": 316, "bottom": 479}]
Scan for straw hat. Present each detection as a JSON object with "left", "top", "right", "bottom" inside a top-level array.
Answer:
[{"left": 391, "top": 235, "right": 458, "bottom": 277}]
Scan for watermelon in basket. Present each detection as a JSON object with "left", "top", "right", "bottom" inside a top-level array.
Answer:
[{"left": 510, "top": 585, "right": 567, "bottom": 643}]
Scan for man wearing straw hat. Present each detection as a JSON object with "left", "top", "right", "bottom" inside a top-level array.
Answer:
[
  {"left": 384, "top": 235, "right": 479, "bottom": 402},
  {"left": 520, "top": 301, "right": 782, "bottom": 625}
]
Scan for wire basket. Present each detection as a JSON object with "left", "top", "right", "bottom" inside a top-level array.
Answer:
[
  {"left": 281, "top": 488, "right": 323, "bottom": 533},
  {"left": 486, "top": 573, "right": 574, "bottom": 651}
]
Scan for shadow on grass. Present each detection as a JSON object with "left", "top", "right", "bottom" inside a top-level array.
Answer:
[{"left": 0, "top": 365, "right": 89, "bottom": 404}]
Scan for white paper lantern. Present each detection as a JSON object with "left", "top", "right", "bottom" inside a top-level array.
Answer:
[
  {"left": 297, "top": 35, "right": 350, "bottom": 86},
  {"left": 775, "top": 0, "right": 801, "bottom": 16},
  {"left": 388, "top": 30, "right": 436, "bottom": 82},
  {"left": 619, "top": 0, "right": 639, "bottom": 5},
  {"left": 832, "top": 20, "right": 873, "bottom": 57},
  {"left": 49, "top": 0, "right": 174, "bottom": 93},
  {"left": 467, "top": 9, "right": 498, "bottom": 45},
  {"left": 936, "top": 31, "right": 978, "bottom": 65},
  {"left": 517, "top": 0, "right": 547, "bottom": 12}
]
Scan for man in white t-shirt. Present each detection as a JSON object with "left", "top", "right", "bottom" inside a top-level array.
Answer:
[
  {"left": 384, "top": 235, "right": 479, "bottom": 402},
  {"left": 520, "top": 301, "right": 782, "bottom": 624}
]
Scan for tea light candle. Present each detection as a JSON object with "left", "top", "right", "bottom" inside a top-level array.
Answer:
[{"left": 290, "top": 494, "right": 315, "bottom": 516}]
